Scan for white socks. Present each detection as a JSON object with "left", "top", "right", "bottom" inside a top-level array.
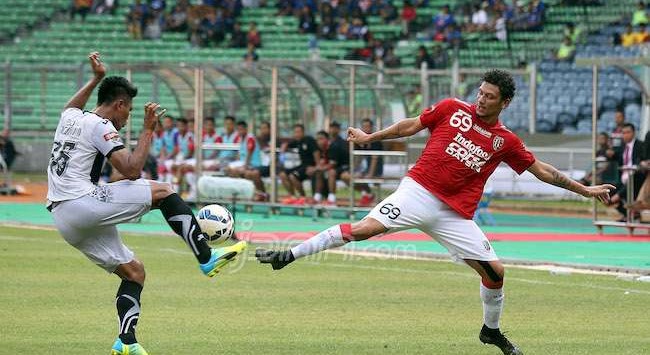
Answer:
[
  {"left": 290, "top": 224, "right": 350, "bottom": 259},
  {"left": 480, "top": 282, "right": 504, "bottom": 329},
  {"left": 314, "top": 193, "right": 322, "bottom": 202},
  {"left": 327, "top": 193, "right": 336, "bottom": 203}
]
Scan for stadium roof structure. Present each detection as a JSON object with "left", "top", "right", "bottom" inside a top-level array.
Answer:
[{"left": 109, "top": 60, "right": 410, "bottom": 136}]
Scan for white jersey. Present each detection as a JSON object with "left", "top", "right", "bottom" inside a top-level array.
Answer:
[{"left": 47, "top": 108, "right": 125, "bottom": 202}]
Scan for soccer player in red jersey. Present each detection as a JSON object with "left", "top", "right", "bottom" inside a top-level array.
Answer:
[{"left": 256, "top": 69, "right": 614, "bottom": 355}]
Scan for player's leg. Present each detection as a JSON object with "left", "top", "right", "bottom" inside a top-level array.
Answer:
[
  {"left": 255, "top": 216, "right": 387, "bottom": 270},
  {"left": 111, "top": 259, "right": 149, "bottom": 355},
  {"left": 52, "top": 203, "right": 150, "bottom": 354},
  {"left": 256, "top": 177, "right": 424, "bottom": 270},
  {"left": 464, "top": 259, "right": 521, "bottom": 355},
  {"left": 426, "top": 209, "right": 522, "bottom": 355},
  {"left": 150, "top": 181, "right": 247, "bottom": 276}
]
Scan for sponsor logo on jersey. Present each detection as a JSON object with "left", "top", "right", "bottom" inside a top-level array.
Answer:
[
  {"left": 492, "top": 136, "right": 504, "bottom": 151},
  {"left": 103, "top": 132, "right": 120, "bottom": 142},
  {"left": 472, "top": 124, "right": 492, "bottom": 138},
  {"left": 444, "top": 133, "right": 493, "bottom": 173}
]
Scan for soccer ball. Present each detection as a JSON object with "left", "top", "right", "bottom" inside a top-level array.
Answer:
[{"left": 196, "top": 204, "right": 235, "bottom": 244}]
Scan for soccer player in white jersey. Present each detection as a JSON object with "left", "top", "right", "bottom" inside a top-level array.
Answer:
[
  {"left": 47, "top": 53, "right": 247, "bottom": 355},
  {"left": 257, "top": 69, "right": 615, "bottom": 355}
]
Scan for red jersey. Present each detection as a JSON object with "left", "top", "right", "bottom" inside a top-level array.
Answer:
[{"left": 407, "top": 98, "right": 536, "bottom": 219}]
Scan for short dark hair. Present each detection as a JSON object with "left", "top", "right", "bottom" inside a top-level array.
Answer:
[
  {"left": 293, "top": 123, "right": 305, "bottom": 131},
  {"left": 177, "top": 117, "right": 188, "bottom": 124},
  {"left": 260, "top": 120, "right": 270, "bottom": 127},
  {"left": 599, "top": 132, "right": 609, "bottom": 139},
  {"left": 329, "top": 121, "right": 341, "bottom": 128},
  {"left": 361, "top": 118, "right": 374, "bottom": 126},
  {"left": 236, "top": 120, "right": 248, "bottom": 128},
  {"left": 316, "top": 130, "right": 329, "bottom": 139},
  {"left": 481, "top": 69, "right": 516, "bottom": 102},
  {"left": 224, "top": 115, "right": 236, "bottom": 122},
  {"left": 623, "top": 123, "right": 636, "bottom": 132},
  {"left": 204, "top": 116, "right": 215, "bottom": 124},
  {"left": 97, "top": 76, "right": 138, "bottom": 105}
]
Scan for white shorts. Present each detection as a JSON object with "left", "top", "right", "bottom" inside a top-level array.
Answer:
[
  {"left": 366, "top": 177, "right": 497, "bottom": 263},
  {"left": 51, "top": 179, "right": 152, "bottom": 273}
]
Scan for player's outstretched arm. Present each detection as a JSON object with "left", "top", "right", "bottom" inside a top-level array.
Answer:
[
  {"left": 109, "top": 103, "right": 166, "bottom": 179},
  {"left": 64, "top": 52, "right": 106, "bottom": 110},
  {"left": 348, "top": 117, "right": 424, "bottom": 144},
  {"left": 527, "top": 160, "right": 615, "bottom": 204}
]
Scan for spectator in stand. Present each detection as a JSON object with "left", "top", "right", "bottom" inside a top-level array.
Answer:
[
  {"left": 468, "top": 3, "right": 489, "bottom": 32},
  {"left": 279, "top": 124, "right": 319, "bottom": 205},
  {"left": 230, "top": 22, "right": 247, "bottom": 47},
  {"left": 150, "top": 0, "right": 166, "bottom": 11},
  {"left": 173, "top": 118, "right": 196, "bottom": 197},
  {"left": 370, "top": 39, "right": 386, "bottom": 63},
  {"left": 554, "top": 36, "right": 575, "bottom": 62},
  {"left": 246, "top": 121, "right": 271, "bottom": 201},
  {"left": 444, "top": 24, "right": 463, "bottom": 47},
  {"left": 319, "top": 16, "right": 338, "bottom": 39},
  {"left": 494, "top": 10, "right": 508, "bottom": 42},
  {"left": 227, "top": 121, "right": 262, "bottom": 179},
  {"left": 382, "top": 46, "right": 402, "bottom": 68},
  {"left": 340, "top": 118, "right": 384, "bottom": 207},
  {"left": 337, "top": 17, "right": 350, "bottom": 40},
  {"left": 632, "top": 1, "right": 649, "bottom": 26},
  {"left": 622, "top": 24, "right": 637, "bottom": 47},
  {"left": 324, "top": 121, "right": 349, "bottom": 205},
  {"left": 247, "top": 21, "right": 262, "bottom": 48},
  {"left": 431, "top": 45, "right": 449, "bottom": 68},
  {"left": 243, "top": 42, "right": 260, "bottom": 63},
  {"left": 158, "top": 115, "right": 179, "bottom": 184},
  {"left": 378, "top": 1, "right": 398, "bottom": 24},
  {"left": 276, "top": 0, "right": 293, "bottom": 16},
  {"left": 201, "top": 117, "right": 221, "bottom": 171},
  {"left": 348, "top": 17, "right": 369, "bottom": 40},
  {"left": 401, "top": 0, "right": 417, "bottom": 35},
  {"left": 298, "top": 6, "right": 317, "bottom": 34},
  {"left": 166, "top": 4, "right": 188, "bottom": 32},
  {"left": 607, "top": 123, "right": 645, "bottom": 221},
  {"left": 94, "top": 0, "right": 118, "bottom": 15},
  {"left": 309, "top": 130, "right": 331, "bottom": 204},
  {"left": 219, "top": 115, "right": 238, "bottom": 164},
  {"left": 126, "top": 0, "right": 148, "bottom": 39},
  {"left": 578, "top": 132, "right": 619, "bottom": 187},
  {"left": 610, "top": 110, "right": 626, "bottom": 148},
  {"left": 199, "top": 9, "right": 225, "bottom": 47},
  {"left": 432, "top": 5, "right": 455, "bottom": 34},
  {"left": 564, "top": 22, "right": 584, "bottom": 45},
  {"left": 634, "top": 24, "right": 650, "bottom": 43},
  {"left": 415, "top": 45, "right": 435, "bottom": 68},
  {"left": 0, "top": 129, "right": 17, "bottom": 171},
  {"left": 71, "top": 0, "right": 93, "bottom": 21},
  {"left": 144, "top": 15, "right": 163, "bottom": 40},
  {"left": 524, "top": 1, "right": 544, "bottom": 31}
]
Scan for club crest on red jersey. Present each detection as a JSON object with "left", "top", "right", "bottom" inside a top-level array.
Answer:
[{"left": 492, "top": 136, "right": 504, "bottom": 151}]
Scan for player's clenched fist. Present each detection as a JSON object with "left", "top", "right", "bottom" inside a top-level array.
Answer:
[
  {"left": 143, "top": 102, "right": 165, "bottom": 131},
  {"left": 347, "top": 127, "right": 370, "bottom": 144}
]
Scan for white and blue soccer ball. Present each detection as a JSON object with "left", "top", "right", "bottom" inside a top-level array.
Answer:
[{"left": 196, "top": 204, "right": 235, "bottom": 244}]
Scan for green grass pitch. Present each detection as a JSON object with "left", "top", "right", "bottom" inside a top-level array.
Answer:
[{"left": 1, "top": 225, "right": 649, "bottom": 354}]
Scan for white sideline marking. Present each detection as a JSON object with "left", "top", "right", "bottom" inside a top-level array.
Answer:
[{"left": 308, "top": 261, "right": 650, "bottom": 295}]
